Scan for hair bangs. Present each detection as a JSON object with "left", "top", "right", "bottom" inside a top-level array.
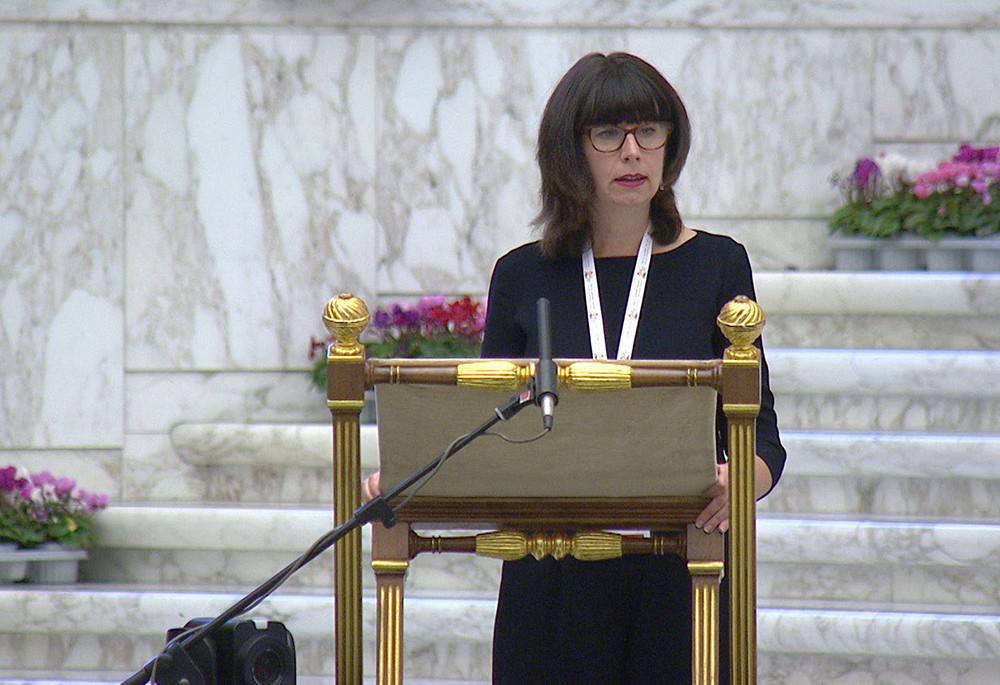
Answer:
[{"left": 577, "top": 68, "right": 667, "bottom": 129}]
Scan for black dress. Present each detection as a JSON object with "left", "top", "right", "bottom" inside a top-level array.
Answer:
[{"left": 481, "top": 230, "right": 786, "bottom": 684}]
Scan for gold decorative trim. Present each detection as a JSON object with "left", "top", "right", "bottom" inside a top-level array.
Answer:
[
  {"left": 456, "top": 360, "right": 533, "bottom": 389},
  {"left": 717, "top": 295, "right": 764, "bottom": 362},
  {"left": 474, "top": 530, "right": 623, "bottom": 561},
  {"left": 721, "top": 402, "right": 761, "bottom": 417},
  {"left": 324, "top": 294, "right": 371, "bottom": 357},
  {"left": 328, "top": 399, "right": 367, "bottom": 411},
  {"left": 371, "top": 560, "right": 410, "bottom": 574},
  {"left": 688, "top": 560, "right": 725, "bottom": 576},
  {"left": 560, "top": 361, "right": 632, "bottom": 391}
]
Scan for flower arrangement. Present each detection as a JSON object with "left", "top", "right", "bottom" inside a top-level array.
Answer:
[
  {"left": 309, "top": 295, "right": 486, "bottom": 391},
  {"left": 0, "top": 465, "right": 109, "bottom": 549},
  {"left": 830, "top": 144, "right": 1000, "bottom": 240}
]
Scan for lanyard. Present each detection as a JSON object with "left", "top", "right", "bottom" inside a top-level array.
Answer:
[{"left": 581, "top": 229, "right": 653, "bottom": 360}]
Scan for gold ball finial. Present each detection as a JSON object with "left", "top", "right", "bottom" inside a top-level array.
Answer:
[
  {"left": 717, "top": 295, "right": 765, "bottom": 360},
  {"left": 323, "top": 293, "right": 370, "bottom": 356}
]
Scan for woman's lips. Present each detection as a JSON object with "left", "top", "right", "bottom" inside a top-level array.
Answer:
[{"left": 615, "top": 174, "right": 647, "bottom": 188}]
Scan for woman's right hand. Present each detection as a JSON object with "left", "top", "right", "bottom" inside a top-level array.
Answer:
[{"left": 361, "top": 471, "right": 381, "bottom": 503}]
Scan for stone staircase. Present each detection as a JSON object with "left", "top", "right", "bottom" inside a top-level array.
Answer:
[{"left": 2, "top": 272, "right": 1000, "bottom": 683}]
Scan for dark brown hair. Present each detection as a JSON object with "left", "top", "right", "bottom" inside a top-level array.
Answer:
[{"left": 535, "top": 52, "right": 691, "bottom": 258}]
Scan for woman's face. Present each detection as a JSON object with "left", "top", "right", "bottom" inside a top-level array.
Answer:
[{"left": 582, "top": 122, "right": 666, "bottom": 213}]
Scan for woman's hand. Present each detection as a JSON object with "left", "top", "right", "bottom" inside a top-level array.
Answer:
[
  {"left": 695, "top": 457, "right": 774, "bottom": 535},
  {"left": 696, "top": 463, "right": 730, "bottom": 534},
  {"left": 361, "top": 471, "right": 381, "bottom": 503}
]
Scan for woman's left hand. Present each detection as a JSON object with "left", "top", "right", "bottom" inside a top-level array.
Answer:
[
  {"left": 696, "top": 463, "right": 730, "bottom": 534},
  {"left": 695, "top": 456, "right": 774, "bottom": 535}
]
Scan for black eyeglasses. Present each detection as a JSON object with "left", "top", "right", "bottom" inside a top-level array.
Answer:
[{"left": 585, "top": 122, "right": 672, "bottom": 152}]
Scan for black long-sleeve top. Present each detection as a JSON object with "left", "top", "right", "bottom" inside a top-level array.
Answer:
[{"left": 481, "top": 229, "right": 786, "bottom": 487}]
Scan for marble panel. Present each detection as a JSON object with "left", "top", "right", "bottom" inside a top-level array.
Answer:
[
  {"left": 691, "top": 219, "right": 832, "bottom": 271},
  {"left": 0, "top": 449, "right": 121, "bottom": 501},
  {"left": 375, "top": 30, "right": 627, "bottom": 293},
  {"left": 631, "top": 30, "right": 874, "bottom": 218},
  {"left": 375, "top": 29, "right": 874, "bottom": 290},
  {"left": 126, "top": 372, "right": 327, "bottom": 434},
  {"left": 5, "top": 1, "right": 1000, "bottom": 29},
  {"left": 124, "top": 31, "right": 377, "bottom": 371},
  {"left": 875, "top": 31, "right": 1000, "bottom": 141},
  {"left": 0, "top": 30, "right": 124, "bottom": 449}
]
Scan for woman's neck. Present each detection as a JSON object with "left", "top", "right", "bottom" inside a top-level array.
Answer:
[{"left": 589, "top": 204, "right": 651, "bottom": 257}]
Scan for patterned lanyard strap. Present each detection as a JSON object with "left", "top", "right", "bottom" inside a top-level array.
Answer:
[{"left": 581, "top": 229, "right": 653, "bottom": 360}]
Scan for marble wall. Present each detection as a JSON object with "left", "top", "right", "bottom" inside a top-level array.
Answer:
[{"left": 2, "top": 1, "right": 1000, "bottom": 503}]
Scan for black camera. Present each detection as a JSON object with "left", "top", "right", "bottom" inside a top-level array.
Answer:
[{"left": 161, "top": 618, "right": 296, "bottom": 685}]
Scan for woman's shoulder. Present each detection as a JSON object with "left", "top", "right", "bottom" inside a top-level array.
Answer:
[
  {"left": 492, "top": 240, "right": 550, "bottom": 276},
  {"left": 688, "top": 228, "right": 747, "bottom": 255}
]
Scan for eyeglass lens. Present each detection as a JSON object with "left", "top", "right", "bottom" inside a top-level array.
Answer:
[{"left": 588, "top": 122, "right": 670, "bottom": 152}]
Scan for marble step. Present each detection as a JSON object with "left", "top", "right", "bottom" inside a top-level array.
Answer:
[
  {"left": 762, "top": 431, "right": 1000, "bottom": 518},
  {"left": 769, "top": 348, "right": 1000, "bottom": 433},
  {"left": 165, "top": 424, "right": 1000, "bottom": 514},
  {"left": 86, "top": 506, "right": 1000, "bottom": 610},
  {"left": 753, "top": 272, "right": 1000, "bottom": 351},
  {"left": 2, "top": 585, "right": 998, "bottom": 682}
]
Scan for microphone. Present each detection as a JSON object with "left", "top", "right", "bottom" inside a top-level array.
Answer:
[{"left": 534, "top": 297, "right": 558, "bottom": 430}]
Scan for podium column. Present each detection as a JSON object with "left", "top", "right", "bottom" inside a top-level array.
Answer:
[
  {"left": 717, "top": 296, "right": 764, "bottom": 685},
  {"left": 324, "top": 295, "right": 370, "bottom": 685}
]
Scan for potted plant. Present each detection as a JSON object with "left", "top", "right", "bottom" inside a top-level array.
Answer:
[
  {"left": 0, "top": 466, "right": 45, "bottom": 582},
  {"left": 310, "top": 295, "right": 486, "bottom": 421},
  {"left": 829, "top": 144, "right": 1000, "bottom": 270},
  {"left": 1, "top": 465, "right": 109, "bottom": 583}
]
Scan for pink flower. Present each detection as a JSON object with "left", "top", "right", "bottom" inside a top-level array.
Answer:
[
  {"left": 31, "top": 471, "right": 55, "bottom": 487},
  {"left": 913, "top": 183, "right": 933, "bottom": 199}
]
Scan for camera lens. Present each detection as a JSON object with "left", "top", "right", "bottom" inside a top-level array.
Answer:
[{"left": 251, "top": 646, "right": 284, "bottom": 685}]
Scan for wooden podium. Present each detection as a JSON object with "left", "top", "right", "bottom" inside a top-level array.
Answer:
[{"left": 323, "top": 294, "right": 765, "bottom": 685}]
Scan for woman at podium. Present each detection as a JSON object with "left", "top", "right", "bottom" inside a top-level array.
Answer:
[{"left": 480, "top": 52, "right": 787, "bottom": 683}]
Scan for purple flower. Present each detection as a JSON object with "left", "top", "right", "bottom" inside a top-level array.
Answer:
[
  {"left": 373, "top": 310, "right": 392, "bottom": 329},
  {"left": 851, "top": 158, "right": 880, "bottom": 191},
  {"left": 54, "top": 477, "right": 76, "bottom": 498},
  {"left": 954, "top": 144, "right": 1000, "bottom": 163}
]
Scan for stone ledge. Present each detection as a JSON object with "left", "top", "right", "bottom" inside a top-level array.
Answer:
[
  {"left": 93, "top": 505, "right": 1000, "bottom": 572},
  {"left": 1, "top": 587, "right": 997, "bottom": 663},
  {"left": 754, "top": 272, "right": 1000, "bottom": 316},
  {"left": 781, "top": 431, "right": 1000, "bottom": 479}
]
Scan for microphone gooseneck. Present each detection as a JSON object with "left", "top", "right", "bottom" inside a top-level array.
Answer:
[{"left": 535, "top": 297, "right": 559, "bottom": 430}]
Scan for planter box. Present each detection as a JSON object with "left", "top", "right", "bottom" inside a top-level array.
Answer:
[
  {"left": 829, "top": 235, "right": 1000, "bottom": 272},
  {"left": 0, "top": 544, "right": 88, "bottom": 584}
]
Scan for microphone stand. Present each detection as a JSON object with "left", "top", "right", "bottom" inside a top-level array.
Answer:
[{"left": 121, "top": 388, "right": 536, "bottom": 685}]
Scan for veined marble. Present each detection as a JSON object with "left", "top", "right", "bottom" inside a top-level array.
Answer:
[
  {"left": 5, "top": 1, "right": 1000, "bottom": 29},
  {"left": 0, "top": 30, "right": 124, "bottom": 449},
  {"left": 125, "top": 31, "right": 377, "bottom": 370},
  {"left": 768, "top": 349, "right": 1000, "bottom": 399},
  {"left": 876, "top": 31, "right": 1000, "bottom": 141}
]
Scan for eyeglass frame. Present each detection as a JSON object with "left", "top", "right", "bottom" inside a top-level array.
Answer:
[{"left": 583, "top": 121, "right": 674, "bottom": 153}]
